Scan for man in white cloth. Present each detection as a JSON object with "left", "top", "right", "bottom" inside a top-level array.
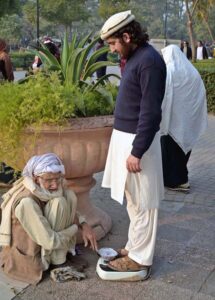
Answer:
[
  {"left": 160, "top": 45, "right": 208, "bottom": 192},
  {"left": 0, "top": 153, "right": 97, "bottom": 284},
  {"left": 100, "top": 11, "right": 166, "bottom": 278}
]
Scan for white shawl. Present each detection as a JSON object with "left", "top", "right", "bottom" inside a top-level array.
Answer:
[
  {"left": 0, "top": 177, "right": 65, "bottom": 246},
  {"left": 160, "top": 45, "right": 208, "bottom": 154}
]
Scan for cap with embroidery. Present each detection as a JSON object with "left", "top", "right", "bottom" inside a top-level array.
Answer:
[{"left": 100, "top": 10, "right": 135, "bottom": 40}]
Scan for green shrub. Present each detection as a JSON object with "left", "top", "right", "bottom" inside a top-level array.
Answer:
[
  {"left": 0, "top": 72, "right": 117, "bottom": 168},
  {"left": 10, "top": 51, "right": 34, "bottom": 69},
  {"left": 193, "top": 60, "right": 215, "bottom": 114},
  {"left": 1, "top": 34, "right": 120, "bottom": 169}
]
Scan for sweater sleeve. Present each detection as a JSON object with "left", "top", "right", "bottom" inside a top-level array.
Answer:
[
  {"left": 15, "top": 197, "right": 78, "bottom": 251},
  {"left": 131, "top": 65, "right": 166, "bottom": 158}
]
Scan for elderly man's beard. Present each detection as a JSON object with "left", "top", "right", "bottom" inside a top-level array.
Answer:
[{"left": 38, "top": 180, "right": 63, "bottom": 198}]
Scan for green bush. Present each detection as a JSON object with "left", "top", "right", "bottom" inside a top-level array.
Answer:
[
  {"left": 10, "top": 51, "right": 34, "bottom": 69},
  {"left": 0, "top": 72, "right": 117, "bottom": 168},
  {"left": 193, "top": 60, "right": 215, "bottom": 114}
]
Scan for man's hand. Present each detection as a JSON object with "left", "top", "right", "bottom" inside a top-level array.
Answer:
[
  {"left": 80, "top": 223, "right": 98, "bottom": 251},
  {"left": 126, "top": 154, "right": 142, "bottom": 173}
]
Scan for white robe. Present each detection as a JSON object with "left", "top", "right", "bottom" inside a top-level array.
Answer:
[
  {"left": 102, "top": 130, "right": 164, "bottom": 209},
  {"left": 160, "top": 45, "right": 208, "bottom": 154}
]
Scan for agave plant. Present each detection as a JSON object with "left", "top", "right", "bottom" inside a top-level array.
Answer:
[
  {"left": 34, "top": 33, "right": 120, "bottom": 89},
  {"left": 29, "top": 33, "right": 120, "bottom": 113}
]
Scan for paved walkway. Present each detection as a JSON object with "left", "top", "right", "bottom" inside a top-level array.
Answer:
[{"left": 1, "top": 115, "right": 215, "bottom": 300}]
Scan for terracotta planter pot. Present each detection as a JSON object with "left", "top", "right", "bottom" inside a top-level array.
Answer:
[{"left": 19, "top": 116, "right": 114, "bottom": 241}]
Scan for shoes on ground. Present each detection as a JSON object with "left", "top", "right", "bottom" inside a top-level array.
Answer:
[
  {"left": 165, "top": 182, "right": 190, "bottom": 193},
  {"left": 108, "top": 255, "right": 151, "bottom": 273}
]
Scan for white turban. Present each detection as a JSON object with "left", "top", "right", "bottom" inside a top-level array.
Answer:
[{"left": 22, "top": 153, "right": 65, "bottom": 178}]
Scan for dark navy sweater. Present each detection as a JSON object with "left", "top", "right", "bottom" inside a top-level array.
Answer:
[{"left": 114, "top": 43, "right": 166, "bottom": 159}]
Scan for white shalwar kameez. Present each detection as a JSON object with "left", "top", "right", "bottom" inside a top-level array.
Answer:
[{"left": 102, "top": 129, "right": 164, "bottom": 266}]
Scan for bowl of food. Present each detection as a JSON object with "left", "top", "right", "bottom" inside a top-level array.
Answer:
[{"left": 97, "top": 247, "right": 118, "bottom": 261}]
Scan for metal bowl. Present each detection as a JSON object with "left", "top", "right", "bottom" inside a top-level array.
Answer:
[{"left": 97, "top": 247, "right": 118, "bottom": 261}]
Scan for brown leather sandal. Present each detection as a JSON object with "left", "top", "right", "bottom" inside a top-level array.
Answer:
[{"left": 108, "top": 255, "right": 151, "bottom": 272}]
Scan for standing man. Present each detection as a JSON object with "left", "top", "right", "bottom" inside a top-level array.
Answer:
[{"left": 101, "top": 11, "right": 166, "bottom": 279}]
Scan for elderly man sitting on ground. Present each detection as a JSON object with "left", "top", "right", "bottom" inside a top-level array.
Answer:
[{"left": 0, "top": 153, "right": 97, "bottom": 284}]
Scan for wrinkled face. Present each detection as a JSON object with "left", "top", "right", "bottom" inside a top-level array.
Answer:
[
  {"left": 106, "top": 33, "right": 134, "bottom": 59},
  {"left": 35, "top": 172, "right": 63, "bottom": 192}
]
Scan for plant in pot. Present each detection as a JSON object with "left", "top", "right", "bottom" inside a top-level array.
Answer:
[{"left": 0, "top": 33, "right": 120, "bottom": 240}]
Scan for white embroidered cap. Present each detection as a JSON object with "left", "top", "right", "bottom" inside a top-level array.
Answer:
[{"left": 100, "top": 10, "right": 135, "bottom": 40}]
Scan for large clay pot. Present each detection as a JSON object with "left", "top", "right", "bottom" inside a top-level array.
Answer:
[{"left": 19, "top": 116, "right": 114, "bottom": 241}]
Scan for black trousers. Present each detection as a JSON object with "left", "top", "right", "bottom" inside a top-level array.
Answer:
[
  {"left": 161, "top": 135, "right": 191, "bottom": 188},
  {"left": 96, "top": 66, "right": 106, "bottom": 79}
]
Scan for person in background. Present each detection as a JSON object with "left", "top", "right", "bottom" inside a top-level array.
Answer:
[
  {"left": 32, "top": 37, "right": 60, "bottom": 71},
  {"left": 101, "top": 10, "right": 166, "bottom": 279},
  {"left": 196, "top": 40, "right": 208, "bottom": 60},
  {"left": 0, "top": 39, "right": 14, "bottom": 82},
  {"left": 0, "top": 39, "right": 16, "bottom": 186},
  {"left": 181, "top": 40, "right": 192, "bottom": 60},
  {"left": 0, "top": 153, "right": 97, "bottom": 284},
  {"left": 95, "top": 38, "right": 108, "bottom": 79},
  {"left": 160, "top": 45, "right": 208, "bottom": 192}
]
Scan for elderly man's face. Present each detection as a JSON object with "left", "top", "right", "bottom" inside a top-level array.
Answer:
[{"left": 35, "top": 172, "right": 63, "bottom": 192}]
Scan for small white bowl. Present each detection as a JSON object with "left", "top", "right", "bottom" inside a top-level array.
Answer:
[{"left": 97, "top": 247, "right": 118, "bottom": 261}]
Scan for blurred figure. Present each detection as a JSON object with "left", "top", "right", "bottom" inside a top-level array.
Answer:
[
  {"left": 0, "top": 39, "right": 14, "bottom": 82},
  {"left": 95, "top": 38, "right": 108, "bottom": 79},
  {"left": 0, "top": 39, "right": 16, "bottom": 186},
  {"left": 160, "top": 45, "right": 208, "bottom": 192},
  {"left": 0, "top": 163, "right": 20, "bottom": 188},
  {"left": 180, "top": 40, "right": 192, "bottom": 60},
  {"left": 32, "top": 37, "right": 60, "bottom": 71},
  {"left": 196, "top": 40, "right": 208, "bottom": 60}
]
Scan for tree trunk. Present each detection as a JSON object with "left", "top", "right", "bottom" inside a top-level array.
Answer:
[
  {"left": 203, "top": 16, "right": 214, "bottom": 42},
  {"left": 185, "top": 0, "right": 196, "bottom": 62}
]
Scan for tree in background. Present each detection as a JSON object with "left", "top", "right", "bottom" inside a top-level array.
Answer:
[
  {"left": 39, "top": 0, "right": 90, "bottom": 34},
  {"left": 185, "top": 0, "right": 215, "bottom": 61},
  {"left": 184, "top": 0, "right": 200, "bottom": 61},
  {"left": 98, "top": 0, "right": 187, "bottom": 40},
  {"left": 0, "top": 14, "right": 22, "bottom": 47},
  {"left": 23, "top": 0, "right": 59, "bottom": 40},
  {"left": 0, "top": 0, "right": 214, "bottom": 49},
  {"left": 195, "top": 0, "right": 215, "bottom": 41},
  {"left": 98, "top": 0, "right": 130, "bottom": 19},
  {"left": 0, "top": 0, "right": 21, "bottom": 17}
]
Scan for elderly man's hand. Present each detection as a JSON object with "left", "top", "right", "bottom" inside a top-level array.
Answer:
[
  {"left": 81, "top": 223, "right": 98, "bottom": 251},
  {"left": 126, "top": 154, "right": 142, "bottom": 173}
]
